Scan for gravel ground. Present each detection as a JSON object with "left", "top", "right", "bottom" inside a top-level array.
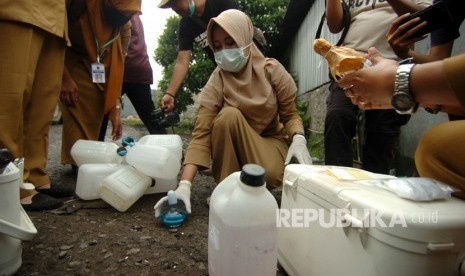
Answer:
[{"left": 13, "top": 123, "right": 287, "bottom": 275}]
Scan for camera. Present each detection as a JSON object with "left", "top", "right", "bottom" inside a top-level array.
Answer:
[{"left": 151, "top": 108, "right": 180, "bottom": 129}]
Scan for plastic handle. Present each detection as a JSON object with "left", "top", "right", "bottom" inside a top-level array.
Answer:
[{"left": 342, "top": 213, "right": 364, "bottom": 228}]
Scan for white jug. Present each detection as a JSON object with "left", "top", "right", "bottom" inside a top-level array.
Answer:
[
  {"left": 71, "top": 140, "right": 122, "bottom": 166},
  {"left": 138, "top": 134, "right": 183, "bottom": 160},
  {"left": 208, "top": 164, "right": 278, "bottom": 276},
  {"left": 75, "top": 163, "right": 123, "bottom": 200},
  {"left": 99, "top": 166, "right": 152, "bottom": 212},
  {"left": 125, "top": 144, "right": 181, "bottom": 179}
]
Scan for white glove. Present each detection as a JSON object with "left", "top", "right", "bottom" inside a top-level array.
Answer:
[
  {"left": 285, "top": 134, "right": 313, "bottom": 165},
  {"left": 154, "top": 180, "right": 192, "bottom": 217}
]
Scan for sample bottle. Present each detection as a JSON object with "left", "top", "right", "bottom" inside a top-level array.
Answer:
[
  {"left": 160, "top": 190, "right": 188, "bottom": 228},
  {"left": 208, "top": 164, "right": 278, "bottom": 276}
]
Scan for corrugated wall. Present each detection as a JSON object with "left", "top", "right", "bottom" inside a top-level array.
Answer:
[{"left": 287, "top": 0, "right": 341, "bottom": 95}]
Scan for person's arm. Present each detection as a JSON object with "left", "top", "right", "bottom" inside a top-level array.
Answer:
[
  {"left": 108, "top": 99, "right": 123, "bottom": 141},
  {"left": 326, "top": 0, "right": 345, "bottom": 33},
  {"left": 386, "top": 0, "right": 426, "bottom": 15},
  {"left": 180, "top": 164, "right": 198, "bottom": 183},
  {"left": 160, "top": 50, "right": 192, "bottom": 112},
  {"left": 338, "top": 48, "right": 464, "bottom": 114}
]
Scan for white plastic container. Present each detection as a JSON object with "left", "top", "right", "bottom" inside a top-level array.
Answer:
[
  {"left": 0, "top": 163, "right": 21, "bottom": 225},
  {"left": 208, "top": 164, "right": 278, "bottom": 276},
  {"left": 75, "top": 163, "right": 123, "bottom": 200},
  {"left": 70, "top": 139, "right": 122, "bottom": 166},
  {"left": 278, "top": 164, "right": 465, "bottom": 276},
  {"left": 0, "top": 163, "right": 37, "bottom": 275},
  {"left": 145, "top": 177, "right": 177, "bottom": 195},
  {"left": 125, "top": 144, "right": 181, "bottom": 179},
  {"left": 99, "top": 166, "right": 152, "bottom": 212},
  {"left": 138, "top": 134, "right": 183, "bottom": 160}
]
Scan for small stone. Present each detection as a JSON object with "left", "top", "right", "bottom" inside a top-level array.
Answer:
[
  {"left": 58, "top": 251, "right": 67, "bottom": 259},
  {"left": 60, "top": 245, "right": 74, "bottom": 251},
  {"left": 68, "top": 260, "right": 81, "bottom": 269},
  {"left": 126, "top": 248, "right": 140, "bottom": 255}
]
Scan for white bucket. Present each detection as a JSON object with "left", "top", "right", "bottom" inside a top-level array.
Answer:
[
  {"left": 99, "top": 166, "right": 152, "bottom": 212},
  {"left": 0, "top": 163, "right": 38, "bottom": 275},
  {"left": 138, "top": 134, "right": 183, "bottom": 160},
  {"left": 0, "top": 163, "right": 21, "bottom": 225},
  {"left": 70, "top": 140, "right": 122, "bottom": 166},
  {"left": 125, "top": 144, "right": 181, "bottom": 179},
  {"left": 75, "top": 163, "right": 123, "bottom": 200},
  {"left": 208, "top": 164, "right": 278, "bottom": 276}
]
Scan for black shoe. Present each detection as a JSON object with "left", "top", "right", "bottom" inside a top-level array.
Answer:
[
  {"left": 37, "top": 183, "right": 75, "bottom": 198},
  {"left": 21, "top": 193, "right": 63, "bottom": 211}
]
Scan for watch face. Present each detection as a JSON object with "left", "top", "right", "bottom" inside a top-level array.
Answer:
[{"left": 392, "top": 92, "right": 414, "bottom": 112}]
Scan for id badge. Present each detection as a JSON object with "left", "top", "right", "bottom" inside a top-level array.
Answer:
[{"left": 91, "top": 63, "right": 106, "bottom": 83}]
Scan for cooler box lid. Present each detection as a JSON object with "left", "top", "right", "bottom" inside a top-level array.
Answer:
[{"left": 283, "top": 164, "right": 465, "bottom": 253}]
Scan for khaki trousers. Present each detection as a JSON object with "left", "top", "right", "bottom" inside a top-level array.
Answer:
[
  {"left": 211, "top": 107, "right": 288, "bottom": 189},
  {"left": 0, "top": 21, "right": 65, "bottom": 196},
  {"left": 415, "top": 120, "right": 465, "bottom": 192},
  {"left": 60, "top": 48, "right": 106, "bottom": 165}
]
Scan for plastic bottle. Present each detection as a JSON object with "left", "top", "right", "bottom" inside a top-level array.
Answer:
[
  {"left": 138, "top": 134, "right": 183, "bottom": 160},
  {"left": 70, "top": 140, "right": 122, "bottom": 166},
  {"left": 208, "top": 164, "right": 278, "bottom": 276},
  {"left": 125, "top": 144, "right": 181, "bottom": 179},
  {"left": 160, "top": 190, "right": 188, "bottom": 228}
]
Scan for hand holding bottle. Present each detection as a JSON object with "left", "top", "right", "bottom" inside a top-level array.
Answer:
[{"left": 154, "top": 180, "right": 192, "bottom": 218}]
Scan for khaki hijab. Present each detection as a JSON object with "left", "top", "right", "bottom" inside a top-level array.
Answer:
[{"left": 199, "top": 9, "right": 277, "bottom": 134}]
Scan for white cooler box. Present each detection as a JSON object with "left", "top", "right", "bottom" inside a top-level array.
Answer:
[{"left": 278, "top": 164, "right": 465, "bottom": 276}]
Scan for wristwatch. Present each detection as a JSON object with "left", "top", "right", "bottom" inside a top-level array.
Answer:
[{"left": 391, "top": 63, "right": 418, "bottom": 114}]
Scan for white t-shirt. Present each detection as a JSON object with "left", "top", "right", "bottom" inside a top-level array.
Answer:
[{"left": 343, "top": 0, "right": 431, "bottom": 60}]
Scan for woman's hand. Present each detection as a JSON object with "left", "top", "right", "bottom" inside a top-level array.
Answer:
[
  {"left": 108, "top": 105, "right": 123, "bottom": 141},
  {"left": 60, "top": 66, "right": 79, "bottom": 106}
]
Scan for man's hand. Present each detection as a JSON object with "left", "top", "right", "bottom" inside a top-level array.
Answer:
[
  {"left": 386, "top": 13, "right": 427, "bottom": 59},
  {"left": 161, "top": 92, "right": 176, "bottom": 113}
]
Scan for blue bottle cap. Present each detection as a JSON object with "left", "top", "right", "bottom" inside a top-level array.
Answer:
[
  {"left": 121, "top": 136, "right": 136, "bottom": 147},
  {"left": 116, "top": 146, "right": 128, "bottom": 156}
]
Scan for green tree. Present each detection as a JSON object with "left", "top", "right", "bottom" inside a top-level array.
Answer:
[{"left": 154, "top": 0, "right": 290, "bottom": 113}]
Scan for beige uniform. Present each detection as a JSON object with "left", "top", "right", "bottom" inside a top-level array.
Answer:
[
  {"left": 0, "top": 0, "right": 68, "bottom": 196},
  {"left": 415, "top": 54, "right": 465, "bottom": 192}
]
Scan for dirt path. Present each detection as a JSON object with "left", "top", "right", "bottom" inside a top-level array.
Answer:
[{"left": 16, "top": 124, "right": 287, "bottom": 275}]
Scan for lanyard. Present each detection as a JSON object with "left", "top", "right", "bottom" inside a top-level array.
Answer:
[{"left": 95, "top": 33, "right": 120, "bottom": 63}]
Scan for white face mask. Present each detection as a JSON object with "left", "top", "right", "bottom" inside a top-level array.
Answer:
[{"left": 214, "top": 43, "right": 251, "bottom": 73}]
